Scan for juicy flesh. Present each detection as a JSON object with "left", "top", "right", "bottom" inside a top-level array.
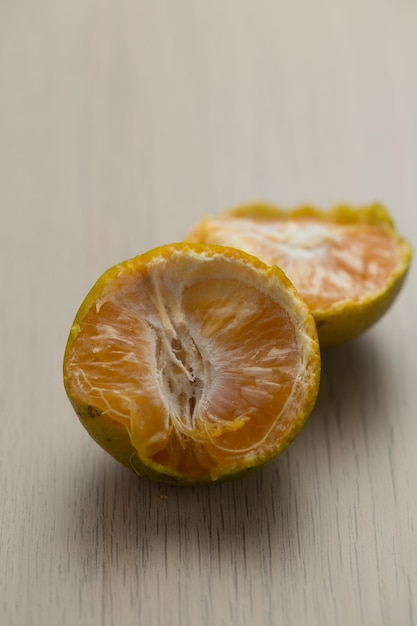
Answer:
[
  {"left": 66, "top": 255, "right": 311, "bottom": 480},
  {"left": 190, "top": 218, "right": 404, "bottom": 310}
]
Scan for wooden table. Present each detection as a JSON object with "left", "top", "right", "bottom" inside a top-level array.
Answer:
[{"left": 1, "top": 2, "right": 416, "bottom": 625}]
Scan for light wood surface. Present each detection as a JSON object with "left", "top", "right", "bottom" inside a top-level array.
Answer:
[{"left": 1, "top": 2, "right": 416, "bottom": 625}]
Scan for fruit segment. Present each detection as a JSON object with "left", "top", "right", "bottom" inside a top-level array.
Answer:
[{"left": 187, "top": 204, "right": 412, "bottom": 346}]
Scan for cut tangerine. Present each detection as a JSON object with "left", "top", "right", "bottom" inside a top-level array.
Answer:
[
  {"left": 186, "top": 203, "right": 412, "bottom": 346},
  {"left": 63, "top": 243, "right": 320, "bottom": 484}
]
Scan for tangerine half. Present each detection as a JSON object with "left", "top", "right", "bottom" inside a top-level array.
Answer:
[
  {"left": 186, "top": 203, "right": 412, "bottom": 346},
  {"left": 63, "top": 243, "right": 320, "bottom": 484}
]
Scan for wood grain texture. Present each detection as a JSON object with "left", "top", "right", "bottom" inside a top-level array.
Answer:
[{"left": 1, "top": 1, "right": 416, "bottom": 625}]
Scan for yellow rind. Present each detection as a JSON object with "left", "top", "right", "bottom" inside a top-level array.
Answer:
[
  {"left": 64, "top": 242, "right": 321, "bottom": 485},
  {"left": 225, "top": 201, "right": 395, "bottom": 226}
]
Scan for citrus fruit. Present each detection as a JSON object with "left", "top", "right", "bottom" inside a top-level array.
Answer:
[
  {"left": 186, "top": 203, "right": 412, "bottom": 346},
  {"left": 63, "top": 243, "right": 320, "bottom": 485}
]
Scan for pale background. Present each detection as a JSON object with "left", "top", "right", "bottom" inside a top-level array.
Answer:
[{"left": 1, "top": 1, "right": 416, "bottom": 625}]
